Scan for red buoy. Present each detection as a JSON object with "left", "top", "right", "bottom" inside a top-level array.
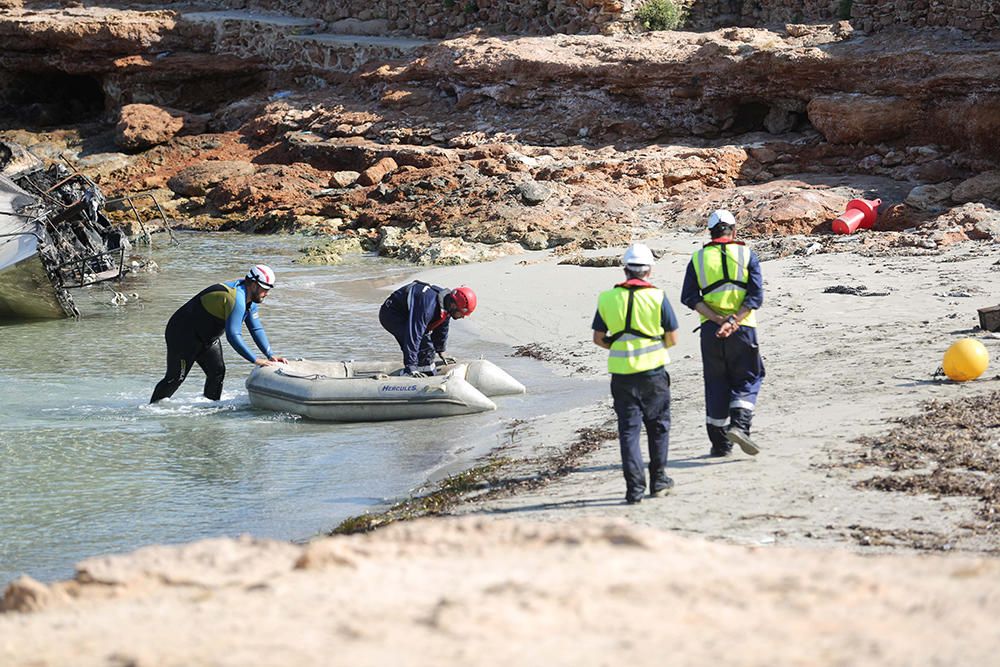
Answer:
[{"left": 832, "top": 198, "right": 881, "bottom": 235}]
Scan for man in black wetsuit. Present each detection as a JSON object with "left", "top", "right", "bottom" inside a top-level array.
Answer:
[{"left": 150, "top": 264, "right": 287, "bottom": 403}]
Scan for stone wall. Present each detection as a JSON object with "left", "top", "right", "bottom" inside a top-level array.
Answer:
[
  {"left": 18, "top": 0, "right": 1000, "bottom": 39},
  {"left": 682, "top": 0, "right": 998, "bottom": 39},
  {"left": 190, "top": 0, "right": 637, "bottom": 37},
  {"left": 684, "top": 0, "right": 843, "bottom": 29},
  {"left": 852, "top": 0, "right": 1000, "bottom": 39}
]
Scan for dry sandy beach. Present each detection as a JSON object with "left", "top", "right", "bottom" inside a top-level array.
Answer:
[
  {"left": 439, "top": 232, "right": 1000, "bottom": 552},
  {"left": 2, "top": 231, "right": 999, "bottom": 666}
]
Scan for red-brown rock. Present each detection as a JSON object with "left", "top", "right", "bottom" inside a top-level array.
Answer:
[
  {"left": 358, "top": 157, "right": 398, "bottom": 186},
  {"left": 115, "top": 104, "right": 208, "bottom": 151},
  {"left": 807, "top": 95, "right": 918, "bottom": 145}
]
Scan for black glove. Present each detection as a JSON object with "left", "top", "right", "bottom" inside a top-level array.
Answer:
[{"left": 437, "top": 352, "right": 457, "bottom": 365}]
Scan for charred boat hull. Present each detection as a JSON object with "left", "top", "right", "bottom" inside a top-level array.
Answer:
[{"left": 0, "top": 141, "right": 135, "bottom": 320}]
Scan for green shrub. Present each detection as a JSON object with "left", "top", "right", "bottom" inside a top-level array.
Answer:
[
  {"left": 838, "top": 0, "right": 853, "bottom": 19},
  {"left": 636, "top": 0, "right": 686, "bottom": 31}
]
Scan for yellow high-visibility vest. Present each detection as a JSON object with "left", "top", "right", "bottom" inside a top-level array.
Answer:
[
  {"left": 597, "top": 284, "right": 669, "bottom": 374},
  {"left": 691, "top": 242, "right": 757, "bottom": 327}
]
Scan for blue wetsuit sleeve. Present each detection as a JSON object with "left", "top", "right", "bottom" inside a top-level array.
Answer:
[
  {"left": 680, "top": 261, "right": 702, "bottom": 310},
  {"left": 403, "top": 286, "right": 435, "bottom": 368},
  {"left": 743, "top": 252, "right": 764, "bottom": 311},
  {"left": 245, "top": 303, "right": 273, "bottom": 358},
  {"left": 661, "top": 297, "right": 678, "bottom": 332},
  {"left": 591, "top": 310, "right": 607, "bottom": 332},
  {"left": 431, "top": 318, "right": 449, "bottom": 353},
  {"left": 225, "top": 285, "right": 257, "bottom": 363}
]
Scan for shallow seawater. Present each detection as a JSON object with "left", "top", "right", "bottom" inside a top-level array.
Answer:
[{"left": 0, "top": 232, "right": 602, "bottom": 585}]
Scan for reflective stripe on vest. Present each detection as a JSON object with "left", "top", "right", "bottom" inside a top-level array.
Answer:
[
  {"left": 692, "top": 243, "right": 757, "bottom": 327},
  {"left": 597, "top": 286, "right": 669, "bottom": 374}
]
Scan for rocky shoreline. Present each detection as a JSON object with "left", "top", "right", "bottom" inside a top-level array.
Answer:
[
  {"left": 2, "top": 2, "right": 1000, "bottom": 663},
  {"left": 2, "top": 7, "right": 999, "bottom": 269}
]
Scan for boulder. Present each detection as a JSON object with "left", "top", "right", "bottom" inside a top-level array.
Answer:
[
  {"left": 115, "top": 104, "right": 208, "bottom": 151},
  {"left": 904, "top": 183, "right": 954, "bottom": 212},
  {"left": 518, "top": 181, "right": 551, "bottom": 205},
  {"left": 298, "top": 236, "right": 364, "bottom": 265},
  {"left": 951, "top": 171, "right": 1000, "bottom": 204},
  {"left": 358, "top": 157, "right": 398, "bottom": 186},
  {"left": 807, "top": 95, "right": 917, "bottom": 145},
  {"left": 523, "top": 230, "right": 550, "bottom": 250},
  {"left": 330, "top": 171, "right": 361, "bottom": 188},
  {"left": 167, "top": 161, "right": 255, "bottom": 197}
]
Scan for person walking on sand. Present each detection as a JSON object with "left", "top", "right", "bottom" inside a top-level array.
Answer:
[
  {"left": 379, "top": 281, "right": 476, "bottom": 377},
  {"left": 593, "top": 243, "right": 679, "bottom": 505},
  {"left": 150, "top": 264, "right": 287, "bottom": 403},
  {"left": 681, "top": 209, "right": 765, "bottom": 457}
]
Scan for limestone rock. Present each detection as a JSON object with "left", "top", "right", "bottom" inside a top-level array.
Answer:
[
  {"left": 933, "top": 203, "right": 1000, "bottom": 241},
  {"left": 951, "top": 171, "right": 1000, "bottom": 204},
  {"left": 523, "top": 230, "right": 549, "bottom": 250},
  {"left": 408, "top": 237, "right": 524, "bottom": 265},
  {"left": 298, "top": 236, "right": 364, "bottom": 265},
  {"left": 330, "top": 171, "right": 361, "bottom": 188},
  {"left": 518, "top": 180, "right": 551, "bottom": 205},
  {"left": 905, "top": 184, "right": 954, "bottom": 212},
  {"left": 167, "top": 161, "right": 255, "bottom": 197}
]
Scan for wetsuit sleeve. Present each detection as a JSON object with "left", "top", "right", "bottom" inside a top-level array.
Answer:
[
  {"left": 431, "top": 319, "right": 450, "bottom": 353},
  {"left": 591, "top": 309, "right": 607, "bottom": 332},
  {"left": 402, "top": 286, "right": 436, "bottom": 368},
  {"left": 245, "top": 303, "right": 273, "bottom": 358},
  {"left": 680, "top": 261, "right": 702, "bottom": 310},
  {"left": 661, "top": 297, "right": 679, "bottom": 332},
  {"left": 743, "top": 252, "right": 764, "bottom": 311},
  {"left": 225, "top": 286, "right": 257, "bottom": 363}
]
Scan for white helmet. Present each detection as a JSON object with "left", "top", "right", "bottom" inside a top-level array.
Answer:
[
  {"left": 622, "top": 243, "right": 655, "bottom": 268},
  {"left": 246, "top": 264, "right": 276, "bottom": 289},
  {"left": 707, "top": 209, "right": 736, "bottom": 229}
]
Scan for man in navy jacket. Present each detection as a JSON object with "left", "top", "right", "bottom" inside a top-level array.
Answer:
[{"left": 379, "top": 281, "right": 477, "bottom": 376}]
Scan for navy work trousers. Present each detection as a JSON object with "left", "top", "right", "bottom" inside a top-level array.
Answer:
[
  {"left": 610, "top": 368, "right": 671, "bottom": 501},
  {"left": 700, "top": 324, "right": 765, "bottom": 427},
  {"left": 379, "top": 302, "right": 436, "bottom": 370}
]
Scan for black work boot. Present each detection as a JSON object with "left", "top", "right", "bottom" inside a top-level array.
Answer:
[
  {"left": 726, "top": 408, "right": 760, "bottom": 455},
  {"left": 650, "top": 466, "right": 674, "bottom": 497},
  {"left": 707, "top": 425, "right": 732, "bottom": 457}
]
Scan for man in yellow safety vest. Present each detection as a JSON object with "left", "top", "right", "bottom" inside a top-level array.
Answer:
[
  {"left": 681, "top": 209, "right": 765, "bottom": 457},
  {"left": 593, "top": 243, "right": 679, "bottom": 504}
]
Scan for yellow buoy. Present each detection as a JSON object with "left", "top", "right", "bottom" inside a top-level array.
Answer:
[{"left": 942, "top": 338, "right": 990, "bottom": 382}]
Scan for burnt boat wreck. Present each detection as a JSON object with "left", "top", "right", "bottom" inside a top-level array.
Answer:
[{"left": 0, "top": 141, "right": 165, "bottom": 320}]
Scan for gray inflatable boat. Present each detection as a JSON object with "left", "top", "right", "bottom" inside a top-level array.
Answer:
[{"left": 245, "top": 359, "right": 525, "bottom": 422}]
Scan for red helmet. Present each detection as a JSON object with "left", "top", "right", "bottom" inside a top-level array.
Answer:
[{"left": 450, "top": 286, "right": 477, "bottom": 316}]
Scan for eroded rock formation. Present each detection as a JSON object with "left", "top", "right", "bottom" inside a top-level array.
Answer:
[{"left": 0, "top": 2, "right": 997, "bottom": 263}]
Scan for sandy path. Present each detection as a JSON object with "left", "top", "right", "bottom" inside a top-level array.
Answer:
[
  {"left": 418, "top": 233, "right": 1000, "bottom": 552},
  {"left": 3, "top": 517, "right": 1000, "bottom": 667}
]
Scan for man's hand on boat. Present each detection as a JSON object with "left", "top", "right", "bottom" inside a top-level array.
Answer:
[
  {"left": 255, "top": 355, "right": 288, "bottom": 367},
  {"left": 437, "top": 352, "right": 457, "bottom": 366}
]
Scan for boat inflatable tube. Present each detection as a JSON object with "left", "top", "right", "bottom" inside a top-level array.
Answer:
[{"left": 246, "top": 359, "right": 525, "bottom": 422}]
